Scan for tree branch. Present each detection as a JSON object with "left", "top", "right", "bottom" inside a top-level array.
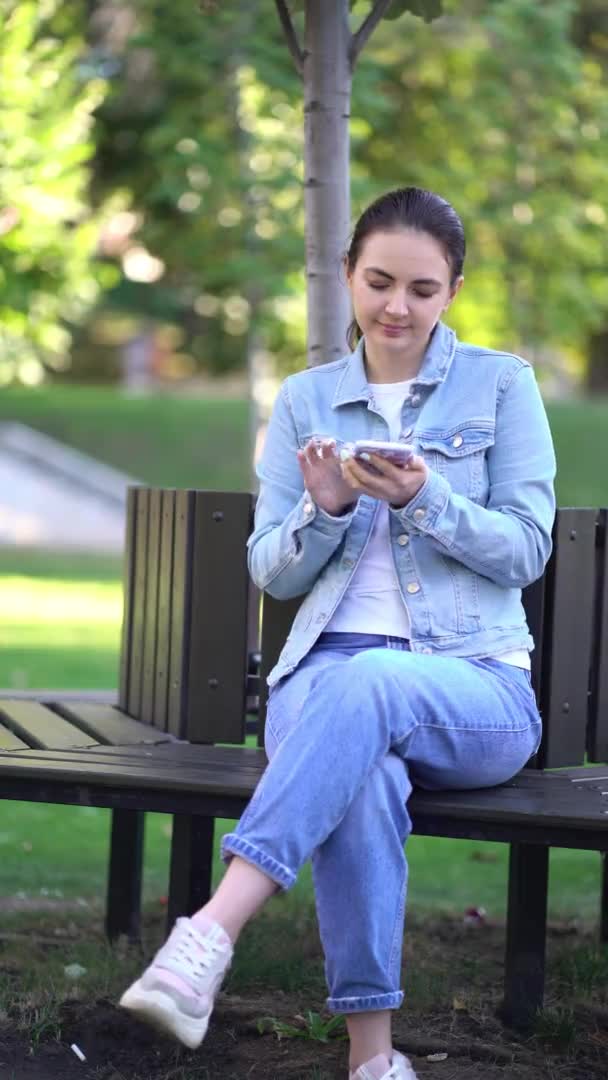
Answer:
[
  {"left": 274, "top": 0, "right": 304, "bottom": 77},
  {"left": 349, "top": 0, "right": 394, "bottom": 68}
]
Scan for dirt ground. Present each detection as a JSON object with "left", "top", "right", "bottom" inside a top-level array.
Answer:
[{"left": 0, "top": 911, "right": 606, "bottom": 1080}]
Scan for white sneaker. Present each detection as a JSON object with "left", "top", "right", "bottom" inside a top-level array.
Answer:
[
  {"left": 119, "top": 916, "right": 233, "bottom": 1049},
  {"left": 351, "top": 1050, "right": 419, "bottom": 1080}
]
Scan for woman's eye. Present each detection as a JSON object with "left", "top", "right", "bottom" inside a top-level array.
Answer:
[
  {"left": 413, "top": 290, "right": 434, "bottom": 299},
  {"left": 368, "top": 282, "right": 388, "bottom": 290}
]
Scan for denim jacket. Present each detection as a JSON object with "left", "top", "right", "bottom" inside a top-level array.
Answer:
[{"left": 248, "top": 321, "right": 557, "bottom": 687}]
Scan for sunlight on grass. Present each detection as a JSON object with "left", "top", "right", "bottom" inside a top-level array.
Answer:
[
  {"left": 0, "top": 568, "right": 122, "bottom": 688},
  {"left": 3, "top": 575, "right": 122, "bottom": 626}
]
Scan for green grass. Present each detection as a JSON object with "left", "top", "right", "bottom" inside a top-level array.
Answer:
[
  {"left": 2, "top": 798, "right": 603, "bottom": 922},
  {"left": 547, "top": 398, "right": 608, "bottom": 507},
  {"left": 0, "top": 550, "right": 122, "bottom": 689}
]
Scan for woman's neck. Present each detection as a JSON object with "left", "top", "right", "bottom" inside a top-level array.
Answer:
[{"left": 363, "top": 342, "right": 425, "bottom": 384}]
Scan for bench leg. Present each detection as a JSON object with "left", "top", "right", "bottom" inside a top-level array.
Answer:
[
  {"left": 105, "top": 809, "right": 145, "bottom": 942},
  {"left": 501, "top": 842, "right": 549, "bottom": 1029},
  {"left": 601, "top": 852, "right": 608, "bottom": 944},
  {"left": 167, "top": 814, "right": 214, "bottom": 932}
]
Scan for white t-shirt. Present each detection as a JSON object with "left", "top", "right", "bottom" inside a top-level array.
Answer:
[
  {"left": 326, "top": 380, "right": 413, "bottom": 638},
  {"left": 325, "top": 380, "right": 531, "bottom": 670}
]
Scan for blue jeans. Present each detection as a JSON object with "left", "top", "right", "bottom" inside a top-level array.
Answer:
[{"left": 221, "top": 633, "right": 542, "bottom": 1014}]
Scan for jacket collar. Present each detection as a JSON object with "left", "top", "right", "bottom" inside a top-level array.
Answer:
[{"left": 331, "top": 321, "right": 457, "bottom": 408}]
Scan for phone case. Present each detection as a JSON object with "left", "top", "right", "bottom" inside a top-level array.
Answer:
[{"left": 354, "top": 441, "right": 414, "bottom": 465}]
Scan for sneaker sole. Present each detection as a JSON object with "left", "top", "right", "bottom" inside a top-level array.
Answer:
[{"left": 119, "top": 980, "right": 211, "bottom": 1050}]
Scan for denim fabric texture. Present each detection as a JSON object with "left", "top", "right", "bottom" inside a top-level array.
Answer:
[
  {"left": 247, "top": 322, "right": 557, "bottom": 687},
  {"left": 221, "top": 633, "right": 542, "bottom": 1012}
]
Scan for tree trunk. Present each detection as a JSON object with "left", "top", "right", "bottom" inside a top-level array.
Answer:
[
  {"left": 304, "top": 0, "right": 352, "bottom": 368},
  {"left": 586, "top": 328, "right": 608, "bottom": 394}
]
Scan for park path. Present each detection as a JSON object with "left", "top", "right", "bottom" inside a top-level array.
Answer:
[{"left": 0, "top": 423, "right": 136, "bottom": 554}]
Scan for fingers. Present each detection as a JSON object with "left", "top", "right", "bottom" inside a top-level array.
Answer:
[
  {"left": 318, "top": 438, "right": 336, "bottom": 461},
  {"left": 301, "top": 438, "right": 336, "bottom": 465},
  {"left": 408, "top": 453, "right": 426, "bottom": 471},
  {"left": 341, "top": 456, "right": 374, "bottom": 490}
]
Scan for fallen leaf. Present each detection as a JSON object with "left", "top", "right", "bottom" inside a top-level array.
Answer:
[{"left": 64, "top": 963, "right": 87, "bottom": 980}]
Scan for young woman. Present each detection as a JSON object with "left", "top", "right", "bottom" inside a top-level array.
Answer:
[{"left": 120, "top": 187, "right": 556, "bottom": 1080}]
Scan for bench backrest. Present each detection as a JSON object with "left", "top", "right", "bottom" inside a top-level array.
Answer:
[
  {"left": 119, "top": 487, "right": 253, "bottom": 742},
  {"left": 120, "top": 490, "right": 608, "bottom": 768}
]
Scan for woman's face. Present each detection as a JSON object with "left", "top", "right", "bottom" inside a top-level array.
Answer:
[{"left": 346, "top": 227, "right": 463, "bottom": 359}]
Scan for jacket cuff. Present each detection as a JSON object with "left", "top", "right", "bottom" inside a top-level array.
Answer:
[
  {"left": 293, "top": 491, "right": 357, "bottom": 537},
  {"left": 390, "top": 470, "right": 451, "bottom": 535}
]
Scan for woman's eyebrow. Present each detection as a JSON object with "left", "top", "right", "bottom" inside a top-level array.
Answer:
[{"left": 364, "top": 266, "right": 442, "bottom": 287}]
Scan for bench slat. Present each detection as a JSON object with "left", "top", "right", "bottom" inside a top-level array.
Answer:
[
  {"left": 153, "top": 489, "right": 175, "bottom": 732},
  {"left": 118, "top": 487, "right": 136, "bottom": 712},
  {"left": 17, "top": 741, "right": 265, "bottom": 769},
  {"left": 184, "top": 491, "right": 253, "bottom": 743},
  {"left": 168, "top": 489, "right": 194, "bottom": 738},
  {"left": 141, "top": 488, "right": 162, "bottom": 725},
  {"left": 0, "top": 723, "right": 30, "bottom": 750},
  {"left": 51, "top": 703, "right": 174, "bottom": 746},
  {"left": 589, "top": 508, "right": 608, "bottom": 762},
  {"left": 127, "top": 488, "right": 149, "bottom": 718},
  {"left": 0, "top": 701, "right": 100, "bottom": 750},
  {"left": 0, "top": 746, "right": 262, "bottom": 795},
  {"left": 539, "top": 508, "right": 598, "bottom": 769}
]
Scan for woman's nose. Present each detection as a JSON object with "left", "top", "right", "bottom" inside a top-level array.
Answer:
[{"left": 385, "top": 291, "right": 409, "bottom": 317}]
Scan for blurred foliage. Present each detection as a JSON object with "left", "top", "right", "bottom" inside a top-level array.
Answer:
[
  {"left": 353, "top": 0, "right": 608, "bottom": 359},
  {"left": 0, "top": 0, "right": 110, "bottom": 386},
  {"left": 89, "top": 1, "right": 306, "bottom": 377},
  {"left": 2, "top": 0, "right": 608, "bottom": 383}
]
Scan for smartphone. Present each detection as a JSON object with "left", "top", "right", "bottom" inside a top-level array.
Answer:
[{"left": 353, "top": 440, "right": 414, "bottom": 467}]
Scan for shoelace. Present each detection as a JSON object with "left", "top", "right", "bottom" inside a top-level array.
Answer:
[
  {"left": 386, "top": 1059, "right": 416, "bottom": 1080},
  {"left": 166, "top": 926, "right": 224, "bottom": 991}
]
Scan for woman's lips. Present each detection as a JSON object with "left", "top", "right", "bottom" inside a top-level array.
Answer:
[{"left": 379, "top": 323, "right": 409, "bottom": 335}]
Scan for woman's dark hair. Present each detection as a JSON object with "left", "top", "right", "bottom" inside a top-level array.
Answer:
[{"left": 345, "top": 187, "right": 465, "bottom": 350}]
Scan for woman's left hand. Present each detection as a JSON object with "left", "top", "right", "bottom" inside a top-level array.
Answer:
[{"left": 341, "top": 453, "right": 429, "bottom": 508}]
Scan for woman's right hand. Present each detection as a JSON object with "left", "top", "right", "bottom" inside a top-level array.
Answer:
[{"left": 296, "top": 438, "right": 357, "bottom": 517}]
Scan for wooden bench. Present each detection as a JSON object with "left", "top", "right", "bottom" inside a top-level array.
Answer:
[{"left": 0, "top": 486, "right": 607, "bottom": 1030}]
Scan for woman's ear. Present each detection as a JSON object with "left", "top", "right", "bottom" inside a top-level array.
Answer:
[{"left": 444, "top": 275, "right": 464, "bottom": 310}]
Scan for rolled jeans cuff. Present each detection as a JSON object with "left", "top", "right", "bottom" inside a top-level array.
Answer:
[
  {"left": 221, "top": 834, "right": 296, "bottom": 891},
  {"left": 326, "top": 990, "right": 404, "bottom": 1014}
]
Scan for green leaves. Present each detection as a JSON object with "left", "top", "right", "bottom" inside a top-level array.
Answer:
[
  {"left": 0, "top": 1, "right": 108, "bottom": 384},
  {"left": 383, "top": 0, "right": 444, "bottom": 21},
  {"left": 256, "top": 1011, "right": 348, "bottom": 1042}
]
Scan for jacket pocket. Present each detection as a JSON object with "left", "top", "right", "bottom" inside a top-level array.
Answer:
[{"left": 417, "top": 420, "right": 495, "bottom": 501}]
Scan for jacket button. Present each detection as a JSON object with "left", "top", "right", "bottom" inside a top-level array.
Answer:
[
  {"left": 397, "top": 534, "right": 409, "bottom": 546},
  {"left": 413, "top": 508, "right": 426, "bottom": 522},
  {"left": 452, "top": 434, "right": 463, "bottom": 448},
  {"left": 406, "top": 582, "right": 420, "bottom": 594},
  {"left": 410, "top": 394, "right": 421, "bottom": 407},
  {"left": 303, "top": 501, "right": 314, "bottom": 514}
]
